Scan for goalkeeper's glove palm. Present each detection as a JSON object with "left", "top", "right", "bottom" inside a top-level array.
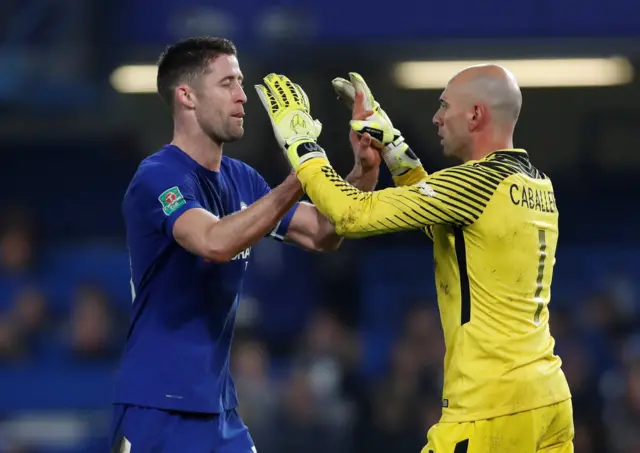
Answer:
[{"left": 255, "top": 73, "right": 326, "bottom": 171}]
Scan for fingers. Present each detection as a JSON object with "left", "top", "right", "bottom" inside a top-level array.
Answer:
[
  {"left": 296, "top": 83, "right": 311, "bottom": 112},
  {"left": 360, "top": 132, "right": 372, "bottom": 148},
  {"left": 353, "top": 90, "right": 375, "bottom": 120},
  {"left": 262, "top": 73, "right": 286, "bottom": 105},
  {"left": 254, "top": 84, "right": 279, "bottom": 115},
  {"left": 332, "top": 77, "right": 355, "bottom": 109},
  {"left": 332, "top": 73, "right": 376, "bottom": 117},
  {"left": 353, "top": 109, "right": 375, "bottom": 121},
  {"left": 259, "top": 73, "right": 311, "bottom": 115},
  {"left": 279, "top": 75, "right": 302, "bottom": 107},
  {"left": 353, "top": 90, "right": 366, "bottom": 117},
  {"left": 278, "top": 75, "right": 310, "bottom": 112},
  {"left": 349, "top": 72, "right": 374, "bottom": 111}
]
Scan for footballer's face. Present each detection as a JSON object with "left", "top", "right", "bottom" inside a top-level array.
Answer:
[
  {"left": 194, "top": 54, "right": 247, "bottom": 143},
  {"left": 432, "top": 82, "right": 473, "bottom": 161}
]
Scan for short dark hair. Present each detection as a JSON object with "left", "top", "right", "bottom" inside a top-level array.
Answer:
[{"left": 156, "top": 37, "right": 237, "bottom": 109}]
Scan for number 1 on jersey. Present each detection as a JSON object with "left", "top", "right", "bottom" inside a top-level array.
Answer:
[{"left": 533, "top": 229, "right": 547, "bottom": 325}]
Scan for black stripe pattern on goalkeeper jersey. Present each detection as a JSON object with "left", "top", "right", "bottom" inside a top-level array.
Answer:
[
  {"left": 321, "top": 166, "right": 370, "bottom": 200},
  {"left": 416, "top": 151, "right": 539, "bottom": 227},
  {"left": 484, "top": 151, "right": 546, "bottom": 180},
  {"left": 315, "top": 151, "right": 535, "bottom": 233},
  {"left": 406, "top": 163, "right": 506, "bottom": 227}
]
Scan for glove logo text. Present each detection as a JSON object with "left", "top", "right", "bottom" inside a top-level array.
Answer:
[{"left": 300, "top": 142, "right": 323, "bottom": 155}]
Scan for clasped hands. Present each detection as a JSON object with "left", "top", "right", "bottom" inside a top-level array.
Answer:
[{"left": 255, "top": 72, "right": 420, "bottom": 177}]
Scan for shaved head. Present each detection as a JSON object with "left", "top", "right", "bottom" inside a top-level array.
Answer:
[
  {"left": 449, "top": 64, "right": 522, "bottom": 126},
  {"left": 433, "top": 64, "right": 522, "bottom": 161}
]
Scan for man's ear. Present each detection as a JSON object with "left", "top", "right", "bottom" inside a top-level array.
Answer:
[
  {"left": 468, "top": 104, "right": 486, "bottom": 131},
  {"left": 176, "top": 85, "right": 197, "bottom": 110}
]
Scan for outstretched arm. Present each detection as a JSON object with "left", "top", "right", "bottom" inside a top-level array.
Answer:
[
  {"left": 296, "top": 158, "right": 496, "bottom": 238},
  {"left": 254, "top": 73, "right": 493, "bottom": 239},
  {"left": 173, "top": 174, "right": 302, "bottom": 262},
  {"left": 276, "top": 88, "right": 382, "bottom": 251},
  {"left": 284, "top": 142, "right": 380, "bottom": 251}
]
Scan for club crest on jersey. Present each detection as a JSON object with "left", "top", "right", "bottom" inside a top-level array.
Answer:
[{"left": 159, "top": 186, "right": 186, "bottom": 216}]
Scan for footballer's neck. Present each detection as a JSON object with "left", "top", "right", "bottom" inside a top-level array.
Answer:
[
  {"left": 172, "top": 128, "right": 223, "bottom": 172},
  {"left": 467, "top": 130, "right": 514, "bottom": 162}
]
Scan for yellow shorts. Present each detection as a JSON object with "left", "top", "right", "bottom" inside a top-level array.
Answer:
[{"left": 422, "top": 399, "right": 574, "bottom": 453}]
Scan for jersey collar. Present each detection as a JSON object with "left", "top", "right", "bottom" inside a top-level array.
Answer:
[
  {"left": 491, "top": 148, "right": 528, "bottom": 155},
  {"left": 480, "top": 148, "right": 528, "bottom": 161}
]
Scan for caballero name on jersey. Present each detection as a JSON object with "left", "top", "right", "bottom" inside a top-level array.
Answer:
[{"left": 509, "top": 183, "right": 557, "bottom": 213}]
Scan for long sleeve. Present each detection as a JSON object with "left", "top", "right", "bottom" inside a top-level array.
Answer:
[
  {"left": 392, "top": 166, "right": 429, "bottom": 187},
  {"left": 296, "top": 157, "right": 502, "bottom": 238}
]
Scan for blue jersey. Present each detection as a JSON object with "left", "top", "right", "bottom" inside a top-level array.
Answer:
[{"left": 113, "top": 145, "right": 298, "bottom": 413}]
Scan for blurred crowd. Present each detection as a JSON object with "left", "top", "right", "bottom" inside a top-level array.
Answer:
[
  {"left": 0, "top": 205, "right": 639, "bottom": 453},
  {"left": 0, "top": 208, "right": 126, "bottom": 367},
  {"left": 231, "top": 298, "right": 640, "bottom": 453}
]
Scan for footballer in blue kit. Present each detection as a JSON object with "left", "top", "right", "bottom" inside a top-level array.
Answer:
[{"left": 109, "top": 37, "right": 381, "bottom": 452}]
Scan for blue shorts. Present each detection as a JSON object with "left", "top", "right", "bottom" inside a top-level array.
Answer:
[{"left": 108, "top": 404, "right": 255, "bottom": 453}]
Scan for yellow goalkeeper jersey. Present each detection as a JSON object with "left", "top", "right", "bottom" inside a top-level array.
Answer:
[{"left": 296, "top": 148, "right": 571, "bottom": 422}]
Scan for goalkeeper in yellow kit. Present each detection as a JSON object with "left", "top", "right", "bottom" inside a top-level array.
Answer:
[{"left": 255, "top": 66, "right": 574, "bottom": 452}]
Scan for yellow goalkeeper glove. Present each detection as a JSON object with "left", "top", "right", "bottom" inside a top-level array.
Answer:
[
  {"left": 332, "top": 72, "right": 421, "bottom": 176},
  {"left": 255, "top": 73, "right": 326, "bottom": 171}
]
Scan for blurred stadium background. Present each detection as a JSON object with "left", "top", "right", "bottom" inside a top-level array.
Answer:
[{"left": 1, "top": 0, "right": 640, "bottom": 452}]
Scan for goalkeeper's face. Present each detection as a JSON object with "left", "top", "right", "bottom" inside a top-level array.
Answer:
[
  {"left": 432, "top": 86, "right": 473, "bottom": 160},
  {"left": 194, "top": 55, "right": 248, "bottom": 143}
]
